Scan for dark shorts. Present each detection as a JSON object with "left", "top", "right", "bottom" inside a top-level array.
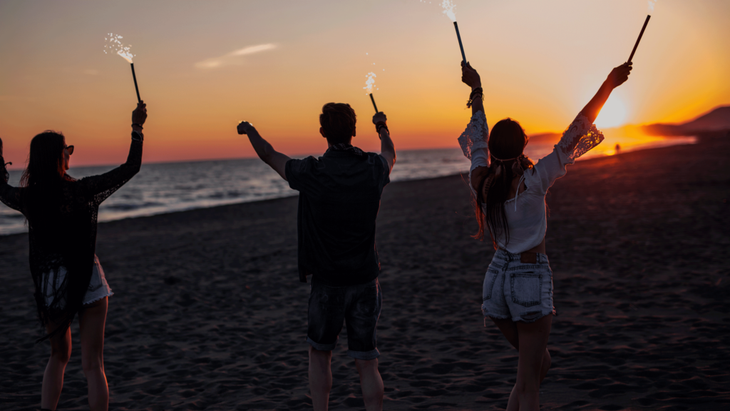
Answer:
[{"left": 307, "top": 277, "right": 382, "bottom": 360}]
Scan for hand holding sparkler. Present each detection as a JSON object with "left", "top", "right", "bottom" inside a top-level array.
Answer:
[
  {"left": 606, "top": 63, "right": 633, "bottom": 89},
  {"left": 461, "top": 61, "right": 481, "bottom": 89},
  {"left": 580, "top": 63, "right": 633, "bottom": 124},
  {"left": 131, "top": 101, "right": 147, "bottom": 132},
  {"left": 373, "top": 111, "right": 395, "bottom": 170},
  {"left": 461, "top": 61, "right": 484, "bottom": 114},
  {"left": 373, "top": 111, "right": 388, "bottom": 138}
]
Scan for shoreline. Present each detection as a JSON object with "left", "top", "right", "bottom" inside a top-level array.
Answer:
[{"left": 0, "top": 138, "right": 702, "bottom": 238}]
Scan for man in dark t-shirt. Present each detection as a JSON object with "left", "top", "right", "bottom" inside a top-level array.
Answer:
[{"left": 237, "top": 103, "right": 395, "bottom": 411}]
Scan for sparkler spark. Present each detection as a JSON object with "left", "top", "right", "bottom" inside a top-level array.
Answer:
[
  {"left": 364, "top": 72, "right": 377, "bottom": 95},
  {"left": 648, "top": 0, "right": 658, "bottom": 13},
  {"left": 441, "top": 0, "right": 457, "bottom": 22},
  {"left": 104, "top": 33, "right": 134, "bottom": 63}
]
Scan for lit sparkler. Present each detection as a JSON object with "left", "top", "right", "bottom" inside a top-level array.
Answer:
[
  {"left": 441, "top": 0, "right": 466, "bottom": 62},
  {"left": 364, "top": 71, "right": 379, "bottom": 113},
  {"left": 104, "top": 34, "right": 141, "bottom": 103}
]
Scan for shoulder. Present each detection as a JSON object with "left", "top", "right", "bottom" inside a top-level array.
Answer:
[{"left": 285, "top": 155, "right": 319, "bottom": 180}]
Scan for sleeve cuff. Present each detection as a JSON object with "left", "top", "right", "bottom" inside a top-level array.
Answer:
[{"left": 132, "top": 130, "right": 144, "bottom": 142}]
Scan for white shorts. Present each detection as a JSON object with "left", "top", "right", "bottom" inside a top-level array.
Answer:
[{"left": 43, "top": 255, "right": 114, "bottom": 307}]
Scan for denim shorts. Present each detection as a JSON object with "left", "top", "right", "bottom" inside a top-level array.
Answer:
[
  {"left": 481, "top": 249, "right": 555, "bottom": 323},
  {"left": 43, "top": 255, "right": 113, "bottom": 307},
  {"left": 307, "top": 277, "right": 382, "bottom": 360}
]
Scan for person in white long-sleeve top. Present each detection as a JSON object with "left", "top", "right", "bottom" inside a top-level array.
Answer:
[{"left": 458, "top": 61, "right": 632, "bottom": 410}]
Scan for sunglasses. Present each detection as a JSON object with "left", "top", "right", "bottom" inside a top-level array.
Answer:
[{"left": 64, "top": 145, "right": 74, "bottom": 155}]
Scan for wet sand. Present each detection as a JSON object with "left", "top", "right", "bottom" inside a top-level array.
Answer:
[{"left": 1, "top": 134, "right": 729, "bottom": 410}]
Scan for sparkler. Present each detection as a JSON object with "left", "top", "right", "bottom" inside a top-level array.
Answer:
[
  {"left": 627, "top": 15, "right": 651, "bottom": 63},
  {"left": 364, "top": 71, "right": 379, "bottom": 113},
  {"left": 441, "top": 1, "right": 466, "bottom": 62},
  {"left": 628, "top": 1, "right": 658, "bottom": 63},
  {"left": 104, "top": 34, "right": 141, "bottom": 103}
]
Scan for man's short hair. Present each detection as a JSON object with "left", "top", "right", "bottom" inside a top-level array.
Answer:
[{"left": 320, "top": 103, "right": 356, "bottom": 145}]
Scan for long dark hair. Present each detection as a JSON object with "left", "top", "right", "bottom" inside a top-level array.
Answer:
[
  {"left": 474, "top": 118, "right": 533, "bottom": 248},
  {"left": 20, "top": 131, "right": 71, "bottom": 188}
]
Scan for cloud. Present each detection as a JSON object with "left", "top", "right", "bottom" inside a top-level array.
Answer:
[{"left": 194, "top": 43, "right": 277, "bottom": 69}]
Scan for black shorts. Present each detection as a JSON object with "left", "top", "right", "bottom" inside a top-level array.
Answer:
[{"left": 307, "top": 277, "right": 382, "bottom": 360}]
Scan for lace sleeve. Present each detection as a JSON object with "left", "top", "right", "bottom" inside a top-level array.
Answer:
[
  {"left": 457, "top": 110, "right": 489, "bottom": 161},
  {"left": 0, "top": 156, "right": 22, "bottom": 211},
  {"left": 531, "top": 114, "right": 605, "bottom": 193},
  {"left": 79, "top": 137, "right": 143, "bottom": 204},
  {"left": 556, "top": 113, "right": 605, "bottom": 163}
]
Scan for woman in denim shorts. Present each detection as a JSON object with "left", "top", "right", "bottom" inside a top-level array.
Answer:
[
  {"left": 457, "top": 60, "right": 632, "bottom": 409},
  {"left": 0, "top": 102, "right": 147, "bottom": 411}
]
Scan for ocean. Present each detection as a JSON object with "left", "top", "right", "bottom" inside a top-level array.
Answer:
[{"left": 0, "top": 137, "right": 693, "bottom": 236}]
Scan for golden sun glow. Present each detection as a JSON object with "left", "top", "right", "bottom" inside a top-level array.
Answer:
[{"left": 595, "top": 96, "right": 628, "bottom": 129}]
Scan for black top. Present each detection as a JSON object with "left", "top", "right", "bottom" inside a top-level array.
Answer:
[
  {"left": 285, "top": 145, "right": 390, "bottom": 286},
  {"left": 0, "top": 134, "right": 142, "bottom": 341}
]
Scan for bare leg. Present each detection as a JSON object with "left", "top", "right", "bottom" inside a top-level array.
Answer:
[
  {"left": 79, "top": 297, "right": 108, "bottom": 411},
  {"left": 491, "top": 318, "right": 551, "bottom": 383},
  {"left": 355, "top": 358, "right": 383, "bottom": 411},
  {"left": 513, "top": 315, "right": 552, "bottom": 411},
  {"left": 41, "top": 324, "right": 72, "bottom": 410},
  {"left": 309, "top": 346, "right": 332, "bottom": 411}
]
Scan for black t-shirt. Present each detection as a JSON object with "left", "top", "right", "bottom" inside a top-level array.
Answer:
[{"left": 285, "top": 146, "right": 390, "bottom": 286}]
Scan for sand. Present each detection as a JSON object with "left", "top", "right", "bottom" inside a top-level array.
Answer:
[{"left": 1, "top": 134, "right": 729, "bottom": 410}]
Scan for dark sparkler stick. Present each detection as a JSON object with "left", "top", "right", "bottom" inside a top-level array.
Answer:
[
  {"left": 369, "top": 93, "right": 379, "bottom": 113},
  {"left": 453, "top": 21, "right": 467, "bottom": 63},
  {"left": 130, "top": 63, "right": 141, "bottom": 103},
  {"left": 628, "top": 15, "right": 651, "bottom": 63}
]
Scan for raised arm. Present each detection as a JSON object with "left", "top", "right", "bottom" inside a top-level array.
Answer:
[
  {"left": 580, "top": 62, "right": 632, "bottom": 124},
  {"left": 458, "top": 62, "right": 489, "bottom": 193},
  {"left": 0, "top": 137, "right": 22, "bottom": 211},
  {"left": 462, "top": 61, "right": 484, "bottom": 117},
  {"left": 372, "top": 112, "right": 395, "bottom": 172},
  {"left": 237, "top": 121, "right": 291, "bottom": 181},
  {"left": 79, "top": 102, "right": 146, "bottom": 202}
]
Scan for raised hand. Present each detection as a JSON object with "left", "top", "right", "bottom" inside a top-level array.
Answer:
[
  {"left": 372, "top": 112, "right": 387, "bottom": 125},
  {"left": 237, "top": 121, "right": 256, "bottom": 135},
  {"left": 461, "top": 61, "right": 481, "bottom": 89},
  {"left": 132, "top": 101, "right": 148, "bottom": 128},
  {"left": 606, "top": 62, "right": 632, "bottom": 89}
]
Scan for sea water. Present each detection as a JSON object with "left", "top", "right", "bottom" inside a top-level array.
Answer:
[{"left": 0, "top": 138, "right": 692, "bottom": 236}]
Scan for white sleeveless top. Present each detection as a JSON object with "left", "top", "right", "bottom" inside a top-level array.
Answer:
[{"left": 458, "top": 110, "right": 604, "bottom": 253}]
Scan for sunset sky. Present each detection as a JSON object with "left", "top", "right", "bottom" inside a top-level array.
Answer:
[{"left": 1, "top": 0, "right": 729, "bottom": 167}]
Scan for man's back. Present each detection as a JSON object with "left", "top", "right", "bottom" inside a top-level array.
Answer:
[{"left": 286, "top": 146, "right": 390, "bottom": 285}]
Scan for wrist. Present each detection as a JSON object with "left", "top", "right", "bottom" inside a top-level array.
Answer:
[{"left": 131, "top": 129, "right": 144, "bottom": 142}]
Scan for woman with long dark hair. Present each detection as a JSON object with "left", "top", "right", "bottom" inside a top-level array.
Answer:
[
  {"left": 0, "top": 102, "right": 147, "bottom": 411},
  {"left": 458, "top": 62, "right": 631, "bottom": 410}
]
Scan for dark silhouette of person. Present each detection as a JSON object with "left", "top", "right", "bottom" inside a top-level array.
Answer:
[{"left": 237, "top": 102, "right": 395, "bottom": 411}]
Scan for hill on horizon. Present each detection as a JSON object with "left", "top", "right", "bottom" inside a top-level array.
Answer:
[
  {"left": 642, "top": 105, "right": 730, "bottom": 136},
  {"left": 528, "top": 105, "right": 730, "bottom": 143}
]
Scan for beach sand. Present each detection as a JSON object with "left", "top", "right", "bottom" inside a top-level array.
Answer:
[{"left": 1, "top": 134, "right": 729, "bottom": 410}]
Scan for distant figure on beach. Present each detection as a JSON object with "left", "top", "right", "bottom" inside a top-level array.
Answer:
[
  {"left": 615, "top": 143, "right": 621, "bottom": 154},
  {"left": 458, "top": 61, "right": 631, "bottom": 410},
  {"left": 0, "top": 102, "right": 147, "bottom": 411},
  {"left": 237, "top": 103, "right": 395, "bottom": 411}
]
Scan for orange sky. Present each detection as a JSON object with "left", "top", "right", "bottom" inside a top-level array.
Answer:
[{"left": 1, "top": 0, "right": 729, "bottom": 168}]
